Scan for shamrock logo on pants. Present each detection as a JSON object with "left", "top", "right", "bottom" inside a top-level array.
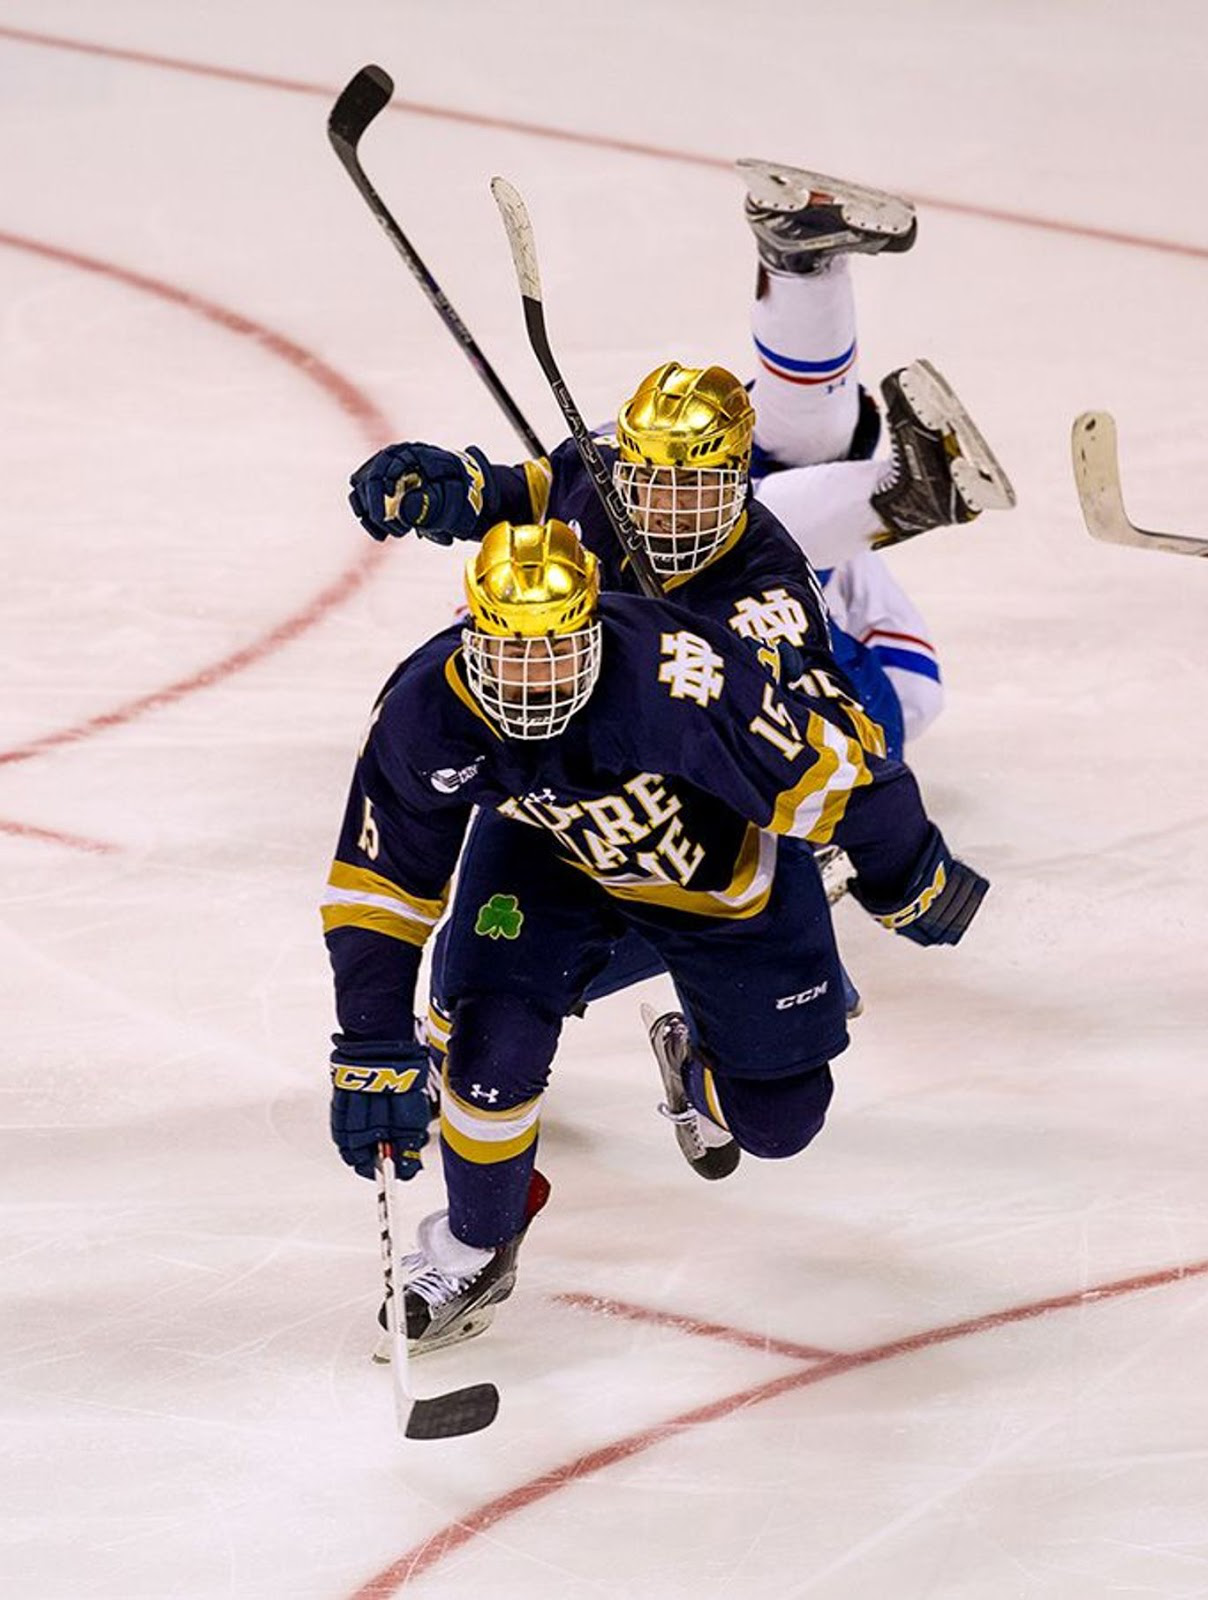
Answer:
[{"left": 475, "top": 893, "right": 524, "bottom": 940}]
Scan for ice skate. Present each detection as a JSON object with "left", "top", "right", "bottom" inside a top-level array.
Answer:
[
  {"left": 641, "top": 1004, "right": 740, "bottom": 1181},
  {"left": 871, "top": 359, "right": 1016, "bottom": 544},
  {"left": 738, "top": 158, "right": 916, "bottom": 274},
  {"left": 373, "top": 1172, "right": 550, "bottom": 1358},
  {"left": 814, "top": 843, "right": 855, "bottom": 906}
]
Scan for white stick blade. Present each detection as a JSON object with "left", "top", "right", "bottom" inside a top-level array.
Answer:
[
  {"left": 1072, "top": 412, "right": 1208, "bottom": 556},
  {"left": 1071, "top": 411, "right": 1132, "bottom": 545},
  {"left": 491, "top": 177, "right": 543, "bottom": 300}
]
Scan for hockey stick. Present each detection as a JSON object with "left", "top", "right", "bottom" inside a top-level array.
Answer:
[
  {"left": 1072, "top": 412, "right": 1208, "bottom": 557},
  {"left": 374, "top": 1143, "right": 499, "bottom": 1440},
  {"left": 489, "top": 177, "right": 666, "bottom": 600},
  {"left": 328, "top": 65, "right": 547, "bottom": 459}
]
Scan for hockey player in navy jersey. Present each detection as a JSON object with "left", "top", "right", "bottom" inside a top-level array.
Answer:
[
  {"left": 324, "top": 520, "right": 988, "bottom": 1352},
  {"left": 350, "top": 160, "right": 1014, "bottom": 762}
]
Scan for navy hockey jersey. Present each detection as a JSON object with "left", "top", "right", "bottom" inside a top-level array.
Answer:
[{"left": 323, "top": 592, "right": 933, "bottom": 1040}]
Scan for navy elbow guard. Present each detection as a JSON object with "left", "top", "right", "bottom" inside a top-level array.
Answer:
[{"left": 852, "top": 830, "right": 988, "bottom": 947}]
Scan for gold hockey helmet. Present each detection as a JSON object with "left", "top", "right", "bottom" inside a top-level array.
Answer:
[
  {"left": 465, "top": 519, "right": 600, "bottom": 636},
  {"left": 613, "top": 363, "right": 754, "bottom": 579},
  {"left": 616, "top": 362, "right": 755, "bottom": 470},
  {"left": 462, "top": 520, "right": 603, "bottom": 740}
]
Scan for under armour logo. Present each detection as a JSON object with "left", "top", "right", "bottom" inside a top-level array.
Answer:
[
  {"left": 658, "top": 631, "right": 725, "bottom": 707},
  {"left": 469, "top": 1084, "right": 500, "bottom": 1103},
  {"left": 527, "top": 787, "right": 558, "bottom": 804}
]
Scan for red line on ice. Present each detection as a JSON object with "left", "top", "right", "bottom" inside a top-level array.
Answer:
[
  {"left": 350, "top": 1258, "right": 1208, "bottom": 1597},
  {"left": 0, "top": 230, "right": 392, "bottom": 768},
  {"left": 0, "top": 817, "right": 117, "bottom": 853},
  {"left": 2, "top": 23, "right": 1208, "bottom": 264},
  {"left": 552, "top": 1290, "right": 837, "bottom": 1360},
  {"left": 3, "top": 25, "right": 1204, "bottom": 1589}
]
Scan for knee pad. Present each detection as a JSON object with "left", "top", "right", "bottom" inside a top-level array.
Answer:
[
  {"left": 444, "top": 992, "right": 560, "bottom": 1108},
  {"left": 713, "top": 1064, "right": 834, "bottom": 1159}
]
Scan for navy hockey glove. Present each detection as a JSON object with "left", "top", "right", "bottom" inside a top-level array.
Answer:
[
  {"left": 329, "top": 1037, "right": 431, "bottom": 1180},
  {"left": 348, "top": 443, "right": 495, "bottom": 543},
  {"left": 851, "top": 828, "right": 988, "bottom": 947}
]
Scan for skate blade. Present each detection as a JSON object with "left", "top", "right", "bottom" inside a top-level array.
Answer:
[
  {"left": 371, "top": 1305, "right": 497, "bottom": 1362},
  {"left": 898, "top": 359, "right": 1017, "bottom": 512},
  {"left": 736, "top": 158, "right": 915, "bottom": 236}
]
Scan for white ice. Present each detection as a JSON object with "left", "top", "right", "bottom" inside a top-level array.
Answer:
[{"left": 2, "top": 4, "right": 1207, "bottom": 1598}]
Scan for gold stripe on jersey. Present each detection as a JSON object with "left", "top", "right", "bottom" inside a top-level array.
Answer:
[
  {"left": 838, "top": 699, "right": 887, "bottom": 758},
  {"left": 444, "top": 650, "right": 503, "bottom": 737},
  {"left": 439, "top": 1071, "right": 543, "bottom": 1165},
  {"left": 578, "top": 823, "right": 776, "bottom": 920},
  {"left": 321, "top": 861, "right": 447, "bottom": 946},
  {"left": 522, "top": 457, "right": 553, "bottom": 522},
  {"left": 769, "top": 712, "right": 870, "bottom": 845},
  {"left": 426, "top": 1003, "right": 452, "bottom": 1059},
  {"left": 321, "top": 903, "right": 431, "bottom": 946},
  {"left": 702, "top": 1067, "right": 728, "bottom": 1128}
]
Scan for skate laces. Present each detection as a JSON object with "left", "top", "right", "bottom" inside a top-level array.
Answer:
[
  {"left": 657, "top": 1101, "right": 698, "bottom": 1126},
  {"left": 401, "top": 1251, "right": 487, "bottom": 1309}
]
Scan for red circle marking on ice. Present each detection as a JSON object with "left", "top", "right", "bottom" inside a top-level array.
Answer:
[
  {"left": 0, "top": 817, "right": 116, "bottom": 853},
  {"left": 351, "top": 1258, "right": 1208, "bottom": 1597},
  {"left": 0, "top": 230, "right": 393, "bottom": 768},
  {"left": 1, "top": 23, "right": 1207, "bottom": 264},
  {"left": 1, "top": 27, "right": 1203, "bottom": 1592}
]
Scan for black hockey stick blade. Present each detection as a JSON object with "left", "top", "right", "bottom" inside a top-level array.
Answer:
[
  {"left": 326, "top": 68, "right": 546, "bottom": 458},
  {"left": 404, "top": 1381, "right": 500, "bottom": 1440},
  {"left": 328, "top": 64, "right": 394, "bottom": 158}
]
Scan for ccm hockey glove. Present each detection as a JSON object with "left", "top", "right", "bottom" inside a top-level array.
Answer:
[
  {"left": 329, "top": 1036, "right": 431, "bottom": 1180},
  {"left": 348, "top": 442, "right": 495, "bottom": 543},
  {"left": 851, "top": 827, "right": 988, "bottom": 947}
]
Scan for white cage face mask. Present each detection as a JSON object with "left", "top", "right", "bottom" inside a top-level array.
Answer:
[
  {"left": 612, "top": 462, "right": 747, "bottom": 578},
  {"left": 462, "top": 625, "right": 603, "bottom": 740}
]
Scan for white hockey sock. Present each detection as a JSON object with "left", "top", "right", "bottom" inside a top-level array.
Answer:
[{"left": 750, "top": 258, "right": 860, "bottom": 466}]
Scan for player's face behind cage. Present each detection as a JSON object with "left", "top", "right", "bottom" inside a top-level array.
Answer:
[
  {"left": 613, "top": 361, "right": 754, "bottom": 580},
  {"left": 612, "top": 460, "right": 746, "bottom": 578},
  {"left": 462, "top": 627, "right": 603, "bottom": 739}
]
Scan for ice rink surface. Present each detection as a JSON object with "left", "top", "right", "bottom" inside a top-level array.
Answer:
[{"left": 2, "top": 4, "right": 1207, "bottom": 1596}]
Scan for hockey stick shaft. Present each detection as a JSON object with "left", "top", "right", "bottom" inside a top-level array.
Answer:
[
  {"left": 373, "top": 1142, "right": 501, "bottom": 1441},
  {"left": 329, "top": 66, "right": 547, "bottom": 459},
  {"left": 374, "top": 1142, "right": 414, "bottom": 1431},
  {"left": 490, "top": 177, "right": 666, "bottom": 600}
]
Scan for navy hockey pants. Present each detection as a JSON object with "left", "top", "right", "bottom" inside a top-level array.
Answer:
[{"left": 435, "top": 810, "right": 847, "bottom": 1246}]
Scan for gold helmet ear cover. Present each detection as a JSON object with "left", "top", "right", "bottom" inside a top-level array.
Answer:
[
  {"left": 615, "top": 362, "right": 755, "bottom": 470},
  {"left": 464, "top": 519, "right": 600, "bottom": 638}
]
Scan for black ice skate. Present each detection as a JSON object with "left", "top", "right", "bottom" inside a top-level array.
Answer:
[
  {"left": 374, "top": 1170, "right": 550, "bottom": 1358},
  {"left": 738, "top": 158, "right": 917, "bottom": 274},
  {"left": 641, "top": 1004, "right": 741, "bottom": 1181},
  {"left": 871, "top": 359, "right": 1016, "bottom": 544}
]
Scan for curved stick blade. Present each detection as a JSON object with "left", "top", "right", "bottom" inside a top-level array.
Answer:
[
  {"left": 405, "top": 1382, "right": 500, "bottom": 1441},
  {"left": 329, "top": 64, "right": 394, "bottom": 154},
  {"left": 491, "top": 177, "right": 543, "bottom": 301},
  {"left": 1072, "top": 412, "right": 1208, "bottom": 556}
]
